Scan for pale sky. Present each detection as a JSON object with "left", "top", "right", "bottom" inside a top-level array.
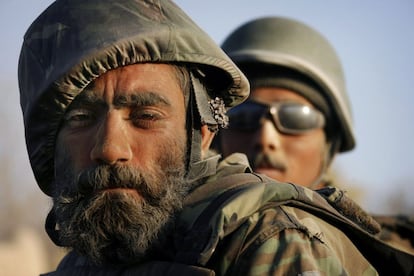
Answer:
[{"left": 1, "top": 0, "right": 413, "bottom": 213}]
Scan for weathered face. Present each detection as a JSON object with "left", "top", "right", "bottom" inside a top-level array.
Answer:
[
  {"left": 219, "top": 87, "right": 326, "bottom": 188},
  {"left": 52, "top": 63, "right": 189, "bottom": 264}
]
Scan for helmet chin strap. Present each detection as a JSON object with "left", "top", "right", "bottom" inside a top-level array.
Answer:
[{"left": 184, "top": 71, "right": 220, "bottom": 186}]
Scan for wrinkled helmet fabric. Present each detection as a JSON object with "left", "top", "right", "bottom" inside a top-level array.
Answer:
[{"left": 19, "top": 0, "right": 249, "bottom": 195}]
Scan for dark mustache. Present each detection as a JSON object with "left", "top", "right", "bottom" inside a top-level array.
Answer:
[
  {"left": 252, "top": 152, "right": 287, "bottom": 171},
  {"left": 76, "top": 165, "right": 160, "bottom": 200}
]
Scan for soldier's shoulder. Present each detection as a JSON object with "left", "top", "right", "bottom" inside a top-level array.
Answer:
[{"left": 374, "top": 214, "right": 414, "bottom": 255}]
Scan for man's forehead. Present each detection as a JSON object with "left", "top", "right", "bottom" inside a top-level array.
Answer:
[
  {"left": 92, "top": 63, "right": 180, "bottom": 86},
  {"left": 250, "top": 87, "right": 314, "bottom": 105},
  {"left": 69, "top": 63, "right": 183, "bottom": 106},
  {"left": 71, "top": 89, "right": 172, "bottom": 108}
]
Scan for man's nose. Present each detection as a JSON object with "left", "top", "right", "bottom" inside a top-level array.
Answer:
[
  {"left": 90, "top": 111, "right": 132, "bottom": 165},
  {"left": 253, "top": 119, "right": 282, "bottom": 152}
]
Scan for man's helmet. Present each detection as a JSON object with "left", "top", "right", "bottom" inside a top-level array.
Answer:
[
  {"left": 221, "top": 16, "right": 355, "bottom": 153},
  {"left": 18, "top": 0, "right": 249, "bottom": 195}
]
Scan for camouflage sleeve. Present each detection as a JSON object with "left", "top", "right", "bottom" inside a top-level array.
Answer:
[
  {"left": 236, "top": 228, "right": 366, "bottom": 275},
  {"left": 229, "top": 206, "right": 378, "bottom": 276},
  {"left": 374, "top": 215, "right": 414, "bottom": 255}
]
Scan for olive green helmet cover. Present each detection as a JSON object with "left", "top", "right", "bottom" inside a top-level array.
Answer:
[{"left": 18, "top": 0, "right": 249, "bottom": 195}]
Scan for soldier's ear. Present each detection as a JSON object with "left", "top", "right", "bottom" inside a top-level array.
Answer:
[{"left": 200, "top": 125, "right": 215, "bottom": 157}]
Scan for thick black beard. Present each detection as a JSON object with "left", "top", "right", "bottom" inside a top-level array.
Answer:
[{"left": 52, "top": 155, "right": 188, "bottom": 265}]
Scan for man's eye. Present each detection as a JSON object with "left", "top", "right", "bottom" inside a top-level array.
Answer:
[
  {"left": 63, "top": 109, "right": 95, "bottom": 127},
  {"left": 130, "top": 109, "right": 162, "bottom": 128}
]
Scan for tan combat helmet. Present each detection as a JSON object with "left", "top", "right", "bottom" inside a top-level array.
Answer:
[{"left": 221, "top": 16, "right": 355, "bottom": 153}]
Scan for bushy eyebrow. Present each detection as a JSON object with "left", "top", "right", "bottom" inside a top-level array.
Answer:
[
  {"left": 113, "top": 92, "right": 170, "bottom": 108},
  {"left": 69, "top": 90, "right": 171, "bottom": 110},
  {"left": 68, "top": 90, "right": 105, "bottom": 110}
]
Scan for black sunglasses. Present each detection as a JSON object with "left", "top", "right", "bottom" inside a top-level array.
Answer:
[{"left": 227, "top": 99, "right": 325, "bottom": 135}]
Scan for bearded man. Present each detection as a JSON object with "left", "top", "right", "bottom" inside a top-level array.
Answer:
[{"left": 18, "top": 0, "right": 413, "bottom": 275}]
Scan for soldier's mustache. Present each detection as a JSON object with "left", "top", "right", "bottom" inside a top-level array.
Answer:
[
  {"left": 75, "top": 165, "right": 162, "bottom": 201},
  {"left": 252, "top": 153, "right": 287, "bottom": 171}
]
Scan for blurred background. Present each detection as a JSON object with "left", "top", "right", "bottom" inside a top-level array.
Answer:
[{"left": 1, "top": 0, "right": 413, "bottom": 275}]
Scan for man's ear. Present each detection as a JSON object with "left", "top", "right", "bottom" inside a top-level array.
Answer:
[{"left": 200, "top": 125, "right": 216, "bottom": 157}]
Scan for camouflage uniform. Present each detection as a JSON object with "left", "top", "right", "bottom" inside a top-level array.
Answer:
[
  {"left": 176, "top": 154, "right": 378, "bottom": 275},
  {"left": 43, "top": 154, "right": 414, "bottom": 275},
  {"left": 374, "top": 215, "right": 414, "bottom": 255},
  {"left": 18, "top": 1, "right": 413, "bottom": 275},
  {"left": 219, "top": 16, "right": 414, "bottom": 263}
]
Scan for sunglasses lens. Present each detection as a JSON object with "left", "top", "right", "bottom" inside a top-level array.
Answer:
[
  {"left": 227, "top": 101, "right": 324, "bottom": 134},
  {"left": 276, "top": 104, "right": 324, "bottom": 133},
  {"left": 227, "top": 102, "right": 265, "bottom": 131}
]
